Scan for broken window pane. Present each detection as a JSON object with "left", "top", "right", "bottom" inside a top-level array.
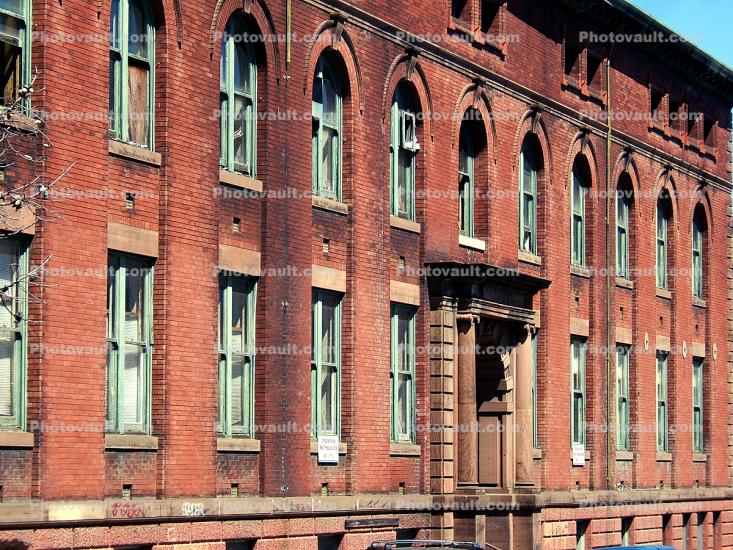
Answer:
[{"left": 127, "top": 61, "right": 149, "bottom": 145}]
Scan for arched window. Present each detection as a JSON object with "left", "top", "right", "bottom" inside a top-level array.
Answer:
[
  {"left": 518, "top": 138, "right": 539, "bottom": 254},
  {"left": 692, "top": 205, "right": 707, "bottom": 299},
  {"left": 220, "top": 16, "right": 257, "bottom": 176},
  {"left": 110, "top": 0, "right": 155, "bottom": 148},
  {"left": 0, "top": 0, "right": 30, "bottom": 108},
  {"left": 570, "top": 160, "right": 590, "bottom": 267},
  {"left": 312, "top": 56, "right": 342, "bottom": 200},
  {"left": 616, "top": 175, "right": 633, "bottom": 279},
  {"left": 656, "top": 190, "right": 672, "bottom": 289},
  {"left": 390, "top": 82, "right": 419, "bottom": 221},
  {"left": 458, "top": 118, "right": 475, "bottom": 237}
]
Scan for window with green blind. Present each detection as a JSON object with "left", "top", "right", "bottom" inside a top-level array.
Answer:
[
  {"left": 656, "top": 196, "right": 669, "bottom": 289},
  {"left": 616, "top": 345, "right": 630, "bottom": 451},
  {"left": 570, "top": 163, "right": 587, "bottom": 267},
  {"left": 692, "top": 211, "right": 705, "bottom": 299},
  {"left": 106, "top": 254, "right": 153, "bottom": 434},
  {"left": 656, "top": 352, "right": 668, "bottom": 452},
  {"left": 311, "top": 289, "right": 341, "bottom": 438},
  {"left": 109, "top": 0, "right": 155, "bottom": 148},
  {"left": 692, "top": 357, "right": 704, "bottom": 452},
  {"left": 616, "top": 187, "right": 630, "bottom": 279},
  {"left": 218, "top": 275, "right": 256, "bottom": 438},
  {"left": 0, "top": 238, "right": 27, "bottom": 429},
  {"left": 519, "top": 140, "right": 538, "bottom": 254},
  {"left": 391, "top": 304, "right": 416, "bottom": 443},
  {"left": 458, "top": 120, "right": 475, "bottom": 238},
  {"left": 0, "top": 0, "right": 30, "bottom": 108},
  {"left": 570, "top": 338, "right": 586, "bottom": 447},
  {"left": 390, "top": 83, "right": 419, "bottom": 221},
  {"left": 312, "top": 56, "right": 342, "bottom": 200},
  {"left": 220, "top": 15, "right": 257, "bottom": 176}
]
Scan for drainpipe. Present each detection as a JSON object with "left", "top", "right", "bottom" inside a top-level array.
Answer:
[{"left": 605, "top": 48, "right": 614, "bottom": 491}]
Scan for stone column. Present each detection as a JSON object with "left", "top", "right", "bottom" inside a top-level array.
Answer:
[
  {"left": 457, "top": 316, "right": 478, "bottom": 485},
  {"left": 515, "top": 324, "right": 534, "bottom": 486}
]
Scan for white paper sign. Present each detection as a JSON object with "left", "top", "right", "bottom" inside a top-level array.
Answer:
[
  {"left": 318, "top": 435, "right": 339, "bottom": 464},
  {"left": 572, "top": 443, "right": 585, "bottom": 466}
]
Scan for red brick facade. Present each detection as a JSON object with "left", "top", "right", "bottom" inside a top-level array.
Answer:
[{"left": 0, "top": 0, "right": 732, "bottom": 548}]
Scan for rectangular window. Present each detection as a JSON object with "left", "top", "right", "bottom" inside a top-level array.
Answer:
[
  {"left": 570, "top": 338, "right": 586, "bottom": 447},
  {"left": 218, "top": 275, "right": 256, "bottom": 437},
  {"left": 696, "top": 513, "right": 705, "bottom": 550},
  {"left": 391, "top": 304, "right": 416, "bottom": 443},
  {"left": 106, "top": 254, "right": 153, "bottom": 434},
  {"left": 571, "top": 168, "right": 586, "bottom": 267},
  {"left": 576, "top": 520, "right": 589, "bottom": 550},
  {"left": 311, "top": 61, "right": 341, "bottom": 200},
  {"left": 458, "top": 128, "right": 474, "bottom": 238},
  {"left": 390, "top": 92, "right": 418, "bottom": 221},
  {"left": 682, "top": 513, "right": 691, "bottom": 550},
  {"left": 656, "top": 202, "right": 668, "bottom": 289},
  {"left": 451, "top": 0, "right": 471, "bottom": 24},
  {"left": 692, "top": 220, "right": 703, "bottom": 299},
  {"left": 0, "top": 0, "right": 29, "bottom": 108},
  {"left": 616, "top": 192, "right": 629, "bottom": 278},
  {"left": 519, "top": 147, "right": 537, "bottom": 254},
  {"left": 0, "top": 238, "right": 27, "bottom": 429},
  {"left": 532, "top": 329, "right": 538, "bottom": 448},
  {"left": 692, "top": 357, "right": 704, "bottom": 452},
  {"left": 616, "top": 345, "right": 630, "bottom": 451},
  {"left": 311, "top": 289, "right": 341, "bottom": 438},
  {"left": 656, "top": 352, "right": 669, "bottom": 452},
  {"left": 621, "top": 517, "right": 633, "bottom": 546}
]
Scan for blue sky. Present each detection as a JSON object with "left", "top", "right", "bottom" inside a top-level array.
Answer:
[{"left": 629, "top": 0, "right": 733, "bottom": 68}]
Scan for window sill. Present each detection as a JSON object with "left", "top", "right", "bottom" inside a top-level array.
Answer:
[
  {"left": 656, "top": 287, "right": 672, "bottom": 300},
  {"left": 390, "top": 442, "right": 421, "bottom": 457},
  {"left": 615, "top": 277, "right": 634, "bottom": 290},
  {"left": 570, "top": 264, "right": 591, "bottom": 278},
  {"left": 312, "top": 195, "right": 348, "bottom": 215},
  {"left": 692, "top": 297, "right": 707, "bottom": 309},
  {"left": 108, "top": 139, "right": 161, "bottom": 166},
  {"left": 104, "top": 433, "right": 158, "bottom": 451},
  {"left": 458, "top": 234, "right": 486, "bottom": 252},
  {"left": 693, "top": 452, "right": 707, "bottom": 463},
  {"left": 310, "top": 440, "right": 348, "bottom": 455},
  {"left": 518, "top": 250, "right": 542, "bottom": 266},
  {"left": 390, "top": 215, "right": 421, "bottom": 234},
  {"left": 0, "top": 430, "right": 34, "bottom": 448},
  {"left": 616, "top": 450, "right": 633, "bottom": 462},
  {"left": 217, "top": 437, "right": 260, "bottom": 453},
  {"left": 219, "top": 169, "right": 263, "bottom": 193},
  {"left": 0, "top": 108, "right": 40, "bottom": 133},
  {"left": 656, "top": 451, "right": 672, "bottom": 463},
  {"left": 532, "top": 448, "right": 543, "bottom": 460}
]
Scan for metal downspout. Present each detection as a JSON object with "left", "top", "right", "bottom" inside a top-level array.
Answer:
[{"left": 606, "top": 49, "right": 614, "bottom": 491}]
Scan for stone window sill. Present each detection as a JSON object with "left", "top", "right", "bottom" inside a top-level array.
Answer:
[
  {"left": 0, "top": 108, "right": 40, "bottom": 133},
  {"left": 219, "top": 169, "right": 263, "bottom": 193},
  {"left": 217, "top": 437, "right": 260, "bottom": 453},
  {"left": 656, "top": 451, "right": 672, "bottom": 462},
  {"left": 616, "top": 277, "right": 634, "bottom": 290},
  {"left": 104, "top": 433, "right": 158, "bottom": 451},
  {"left": 693, "top": 452, "right": 707, "bottom": 463},
  {"left": 0, "top": 430, "right": 34, "bottom": 448},
  {"left": 656, "top": 287, "right": 672, "bottom": 300},
  {"left": 616, "top": 450, "right": 633, "bottom": 462},
  {"left": 692, "top": 297, "right": 707, "bottom": 309},
  {"left": 312, "top": 195, "right": 348, "bottom": 215},
  {"left": 390, "top": 442, "right": 421, "bottom": 457},
  {"left": 108, "top": 139, "right": 161, "bottom": 166},
  {"left": 518, "top": 250, "right": 542, "bottom": 266},
  {"left": 570, "top": 264, "right": 591, "bottom": 278},
  {"left": 458, "top": 234, "right": 486, "bottom": 252},
  {"left": 390, "top": 215, "right": 421, "bottom": 234},
  {"left": 310, "top": 440, "right": 348, "bottom": 455}
]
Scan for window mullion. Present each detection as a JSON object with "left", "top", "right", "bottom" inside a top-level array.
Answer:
[
  {"left": 115, "top": 261, "right": 126, "bottom": 434},
  {"left": 119, "top": 0, "right": 130, "bottom": 143}
]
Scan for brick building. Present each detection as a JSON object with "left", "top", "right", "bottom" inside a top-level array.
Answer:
[{"left": 0, "top": 0, "right": 732, "bottom": 548}]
